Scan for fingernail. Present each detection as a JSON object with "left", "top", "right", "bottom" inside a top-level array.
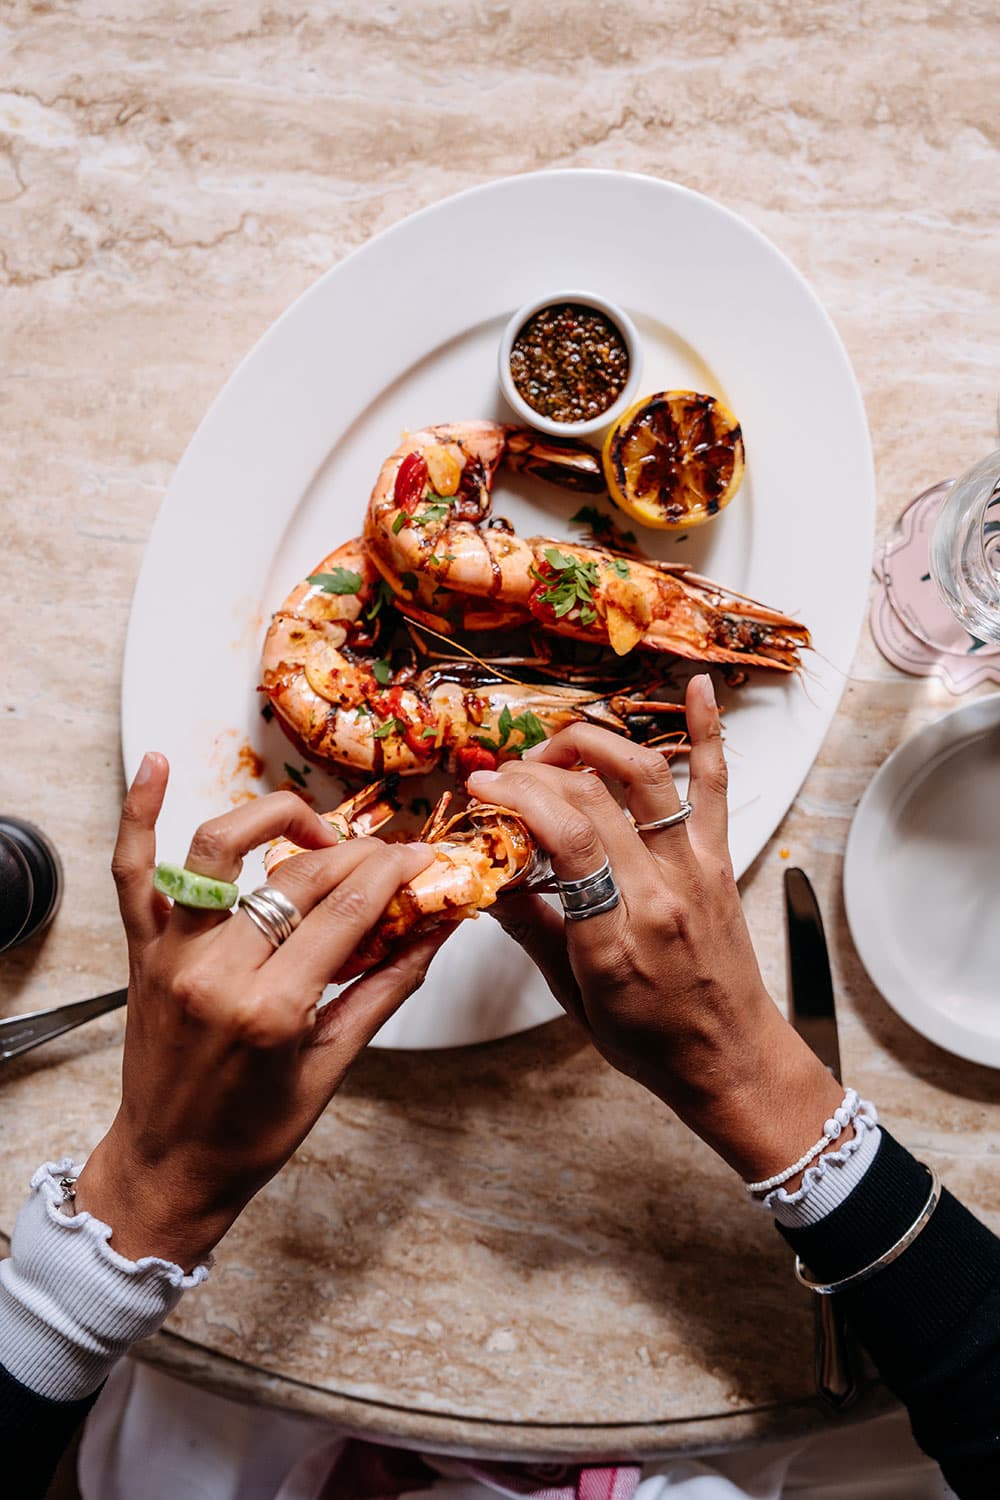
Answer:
[
  {"left": 521, "top": 741, "right": 548, "bottom": 760},
  {"left": 132, "top": 753, "right": 154, "bottom": 786},
  {"left": 468, "top": 770, "right": 500, "bottom": 786},
  {"left": 696, "top": 673, "right": 716, "bottom": 708}
]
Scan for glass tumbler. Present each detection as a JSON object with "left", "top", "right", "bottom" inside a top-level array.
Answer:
[{"left": 930, "top": 448, "right": 1000, "bottom": 645}]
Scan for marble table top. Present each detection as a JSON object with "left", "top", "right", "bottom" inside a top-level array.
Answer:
[{"left": 2, "top": 0, "right": 999, "bottom": 1461}]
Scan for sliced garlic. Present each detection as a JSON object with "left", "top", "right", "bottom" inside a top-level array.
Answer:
[
  {"left": 304, "top": 642, "right": 351, "bottom": 704},
  {"left": 602, "top": 574, "right": 651, "bottom": 655},
  {"left": 425, "top": 444, "right": 463, "bottom": 497}
]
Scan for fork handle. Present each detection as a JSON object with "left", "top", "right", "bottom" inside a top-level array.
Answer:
[{"left": 0, "top": 989, "right": 128, "bottom": 1061}]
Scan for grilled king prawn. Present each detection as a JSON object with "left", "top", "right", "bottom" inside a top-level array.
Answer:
[
  {"left": 260, "top": 537, "right": 687, "bottom": 779},
  {"left": 264, "top": 780, "right": 540, "bottom": 976},
  {"left": 364, "top": 420, "right": 810, "bottom": 667}
]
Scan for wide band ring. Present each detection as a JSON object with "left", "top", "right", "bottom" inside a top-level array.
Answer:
[
  {"left": 555, "top": 860, "right": 621, "bottom": 921},
  {"left": 555, "top": 859, "right": 614, "bottom": 895},
  {"left": 563, "top": 887, "right": 621, "bottom": 922},
  {"left": 238, "top": 885, "right": 303, "bottom": 950},
  {"left": 632, "top": 800, "right": 693, "bottom": 834}
]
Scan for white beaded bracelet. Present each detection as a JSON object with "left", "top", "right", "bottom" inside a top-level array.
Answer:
[{"left": 743, "top": 1088, "right": 861, "bottom": 1195}]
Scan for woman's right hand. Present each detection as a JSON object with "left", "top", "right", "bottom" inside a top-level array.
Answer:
[
  {"left": 467, "top": 675, "right": 842, "bottom": 1186},
  {"left": 75, "top": 754, "right": 448, "bottom": 1270}
]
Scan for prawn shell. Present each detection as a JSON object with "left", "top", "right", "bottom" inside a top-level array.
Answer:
[
  {"left": 339, "top": 844, "right": 494, "bottom": 978},
  {"left": 263, "top": 792, "right": 399, "bottom": 876},
  {"left": 340, "top": 802, "right": 539, "bottom": 977}
]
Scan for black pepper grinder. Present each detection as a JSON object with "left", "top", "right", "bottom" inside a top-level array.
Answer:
[{"left": 0, "top": 816, "right": 63, "bottom": 953}]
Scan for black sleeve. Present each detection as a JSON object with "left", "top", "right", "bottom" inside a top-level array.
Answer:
[
  {"left": 0, "top": 1361, "right": 103, "bottom": 1499},
  {"left": 777, "top": 1128, "right": 1000, "bottom": 1500}
]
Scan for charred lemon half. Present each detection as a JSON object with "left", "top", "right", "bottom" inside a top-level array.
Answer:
[{"left": 602, "top": 391, "right": 745, "bottom": 530}]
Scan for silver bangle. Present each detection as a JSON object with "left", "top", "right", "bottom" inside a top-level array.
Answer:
[{"left": 794, "top": 1165, "right": 942, "bottom": 1295}]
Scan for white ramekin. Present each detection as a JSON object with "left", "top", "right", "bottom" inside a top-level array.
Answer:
[{"left": 497, "top": 290, "right": 643, "bottom": 439}]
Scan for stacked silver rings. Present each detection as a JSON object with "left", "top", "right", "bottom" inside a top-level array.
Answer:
[
  {"left": 238, "top": 884, "right": 302, "bottom": 949},
  {"left": 556, "top": 859, "right": 621, "bottom": 922}
]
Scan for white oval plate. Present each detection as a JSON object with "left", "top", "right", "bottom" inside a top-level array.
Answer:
[
  {"left": 845, "top": 694, "right": 1000, "bottom": 1068},
  {"left": 122, "top": 170, "right": 874, "bottom": 1050}
]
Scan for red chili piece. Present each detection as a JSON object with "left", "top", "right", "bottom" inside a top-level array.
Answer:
[
  {"left": 394, "top": 453, "right": 429, "bottom": 515},
  {"left": 455, "top": 745, "right": 498, "bottom": 783},
  {"left": 526, "top": 560, "right": 559, "bottom": 625}
]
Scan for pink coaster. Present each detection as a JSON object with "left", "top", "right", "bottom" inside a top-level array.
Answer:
[{"left": 871, "top": 480, "right": 1000, "bottom": 693}]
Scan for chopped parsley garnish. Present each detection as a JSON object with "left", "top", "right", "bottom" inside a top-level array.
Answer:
[
  {"left": 530, "top": 548, "right": 600, "bottom": 618},
  {"left": 609, "top": 558, "right": 630, "bottom": 579},
  {"left": 307, "top": 567, "right": 363, "bottom": 595},
  {"left": 365, "top": 578, "right": 397, "bottom": 621},
  {"left": 283, "top": 762, "right": 308, "bottom": 788},
  {"left": 414, "top": 497, "right": 454, "bottom": 526},
  {"left": 419, "top": 726, "right": 439, "bottom": 739},
  {"left": 391, "top": 511, "right": 408, "bottom": 535},
  {"left": 372, "top": 657, "right": 392, "bottom": 685},
  {"left": 373, "top": 717, "right": 406, "bottom": 740},
  {"left": 570, "top": 505, "right": 611, "bottom": 534},
  {"left": 476, "top": 705, "right": 547, "bottom": 756}
]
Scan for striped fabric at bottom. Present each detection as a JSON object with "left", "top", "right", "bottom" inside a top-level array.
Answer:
[{"left": 320, "top": 1439, "right": 641, "bottom": 1500}]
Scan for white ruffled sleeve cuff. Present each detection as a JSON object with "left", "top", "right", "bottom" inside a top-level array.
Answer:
[
  {"left": 768, "top": 1108, "right": 882, "bottom": 1228},
  {"left": 0, "top": 1159, "right": 208, "bottom": 1402}
]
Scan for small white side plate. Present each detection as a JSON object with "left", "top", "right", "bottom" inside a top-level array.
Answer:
[{"left": 845, "top": 693, "right": 1000, "bottom": 1067}]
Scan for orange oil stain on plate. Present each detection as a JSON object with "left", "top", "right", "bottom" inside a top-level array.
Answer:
[{"left": 235, "top": 741, "right": 266, "bottom": 779}]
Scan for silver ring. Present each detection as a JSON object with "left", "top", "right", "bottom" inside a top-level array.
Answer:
[
  {"left": 563, "top": 888, "right": 621, "bottom": 922},
  {"left": 555, "top": 859, "right": 613, "bottom": 895},
  {"left": 632, "top": 800, "right": 693, "bottom": 833},
  {"left": 238, "top": 885, "right": 302, "bottom": 949},
  {"left": 555, "top": 860, "right": 621, "bottom": 921}
]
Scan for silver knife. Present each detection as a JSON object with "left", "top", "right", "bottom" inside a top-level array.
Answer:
[
  {"left": 0, "top": 988, "right": 128, "bottom": 1061},
  {"left": 784, "top": 866, "right": 858, "bottom": 1411}
]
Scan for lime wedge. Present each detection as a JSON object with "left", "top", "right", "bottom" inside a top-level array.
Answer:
[{"left": 153, "top": 863, "right": 239, "bottom": 910}]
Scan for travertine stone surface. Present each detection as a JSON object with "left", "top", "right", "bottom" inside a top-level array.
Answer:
[{"left": 2, "top": 0, "right": 999, "bottom": 1458}]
